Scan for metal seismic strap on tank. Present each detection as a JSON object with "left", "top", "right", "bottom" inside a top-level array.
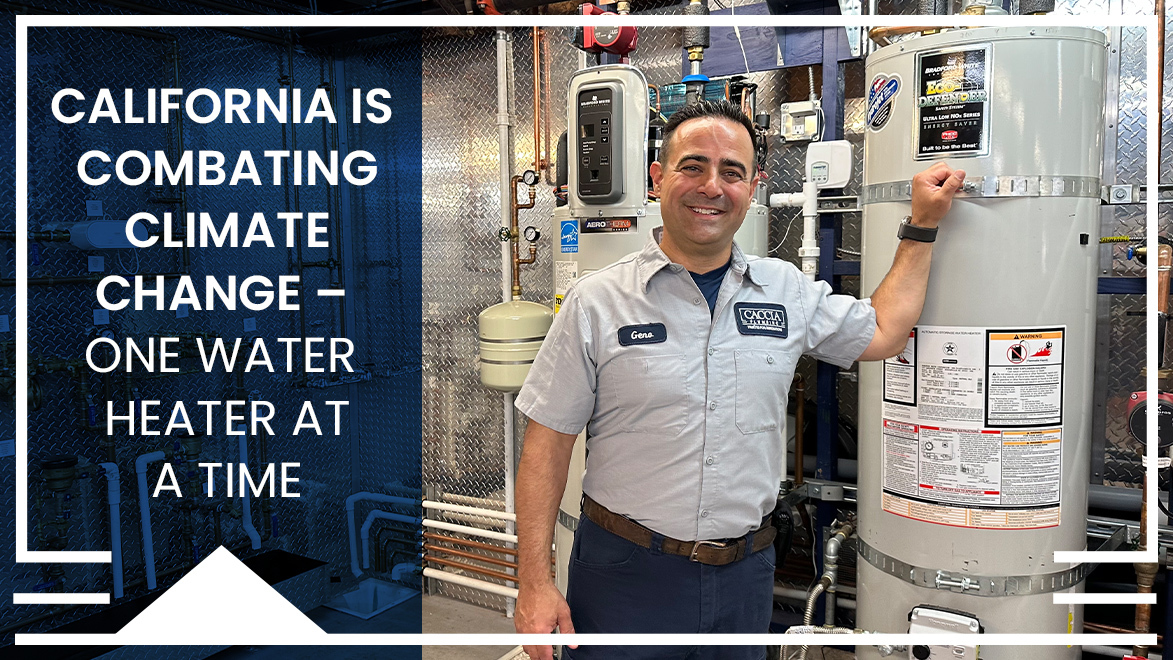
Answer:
[
  {"left": 856, "top": 538, "right": 1090, "bottom": 597},
  {"left": 860, "top": 175, "right": 1103, "bottom": 204}
]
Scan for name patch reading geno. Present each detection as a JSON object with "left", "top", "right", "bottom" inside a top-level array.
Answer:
[
  {"left": 735, "top": 303, "right": 788, "bottom": 338},
  {"left": 618, "top": 323, "right": 667, "bottom": 346}
]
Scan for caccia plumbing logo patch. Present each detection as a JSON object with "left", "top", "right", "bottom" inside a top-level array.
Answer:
[
  {"left": 867, "top": 73, "right": 900, "bottom": 131},
  {"left": 734, "top": 303, "right": 788, "bottom": 338}
]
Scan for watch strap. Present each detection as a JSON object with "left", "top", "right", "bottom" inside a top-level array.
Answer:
[{"left": 898, "top": 217, "right": 937, "bottom": 243}]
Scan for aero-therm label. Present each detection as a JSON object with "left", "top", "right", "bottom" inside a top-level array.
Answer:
[{"left": 880, "top": 325, "right": 1065, "bottom": 529}]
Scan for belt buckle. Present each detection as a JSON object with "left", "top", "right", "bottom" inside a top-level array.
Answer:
[{"left": 689, "top": 540, "right": 727, "bottom": 563}]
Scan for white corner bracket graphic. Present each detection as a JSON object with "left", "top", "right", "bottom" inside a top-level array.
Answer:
[{"left": 21, "top": 546, "right": 328, "bottom": 645}]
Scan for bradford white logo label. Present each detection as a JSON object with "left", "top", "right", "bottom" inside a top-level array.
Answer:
[
  {"left": 867, "top": 74, "right": 900, "bottom": 131},
  {"left": 734, "top": 303, "right": 788, "bottom": 338},
  {"left": 941, "top": 130, "right": 958, "bottom": 141}
]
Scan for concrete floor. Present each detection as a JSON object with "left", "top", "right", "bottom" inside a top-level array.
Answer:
[
  {"left": 418, "top": 594, "right": 857, "bottom": 660},
  {"left": 422, "top": 594, "right": 518, "bottom": 660}
]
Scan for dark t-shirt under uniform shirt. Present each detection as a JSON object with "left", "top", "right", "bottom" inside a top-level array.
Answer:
[{"left": 689, "top": 259, "right": 732, "bottom": 317}]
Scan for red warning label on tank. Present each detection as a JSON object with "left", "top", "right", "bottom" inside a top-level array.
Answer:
[{"left": 880, "top": 324, "right": 1066, "bottom": 530}]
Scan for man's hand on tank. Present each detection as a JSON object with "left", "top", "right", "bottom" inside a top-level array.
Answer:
[
  {"left": 515, "top": 581, "right": 577, "bottom": 660},
  {"left": 910, "top": 162, "right": 966, "bottom": 229}
]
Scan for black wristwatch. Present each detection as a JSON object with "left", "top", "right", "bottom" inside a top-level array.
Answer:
[{"left": 897, "top": 216, "right": 938, "bottom": 243}]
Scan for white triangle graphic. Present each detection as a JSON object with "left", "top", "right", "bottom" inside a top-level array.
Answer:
[{"left": 114, "top": 545, "right": 329, "bottom": 645}]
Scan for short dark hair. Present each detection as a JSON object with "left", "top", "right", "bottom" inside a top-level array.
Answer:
[{"left": 659, "top": 99, "right": 758, "bottom": 166}]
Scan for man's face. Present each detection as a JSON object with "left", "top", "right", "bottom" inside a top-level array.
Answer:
[{"left": 650, "top": 116, "right": 759, "bottom": 255}]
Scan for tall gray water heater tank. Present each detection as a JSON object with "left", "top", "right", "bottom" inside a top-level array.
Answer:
[{"left": 857, "top": 26, "right": 1107, "bottom": 658}]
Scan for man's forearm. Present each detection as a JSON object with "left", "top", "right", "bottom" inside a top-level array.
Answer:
[
  {"left": 515, "top": 422, "right": 577, "bottom": 586},
  {"left": 861, "top": 238, "right": 933, "bottom": 360}
]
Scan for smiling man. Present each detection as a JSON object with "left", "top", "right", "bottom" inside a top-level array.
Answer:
[{"left": 513, "top": 100, "right": 965, "bottom": 660}]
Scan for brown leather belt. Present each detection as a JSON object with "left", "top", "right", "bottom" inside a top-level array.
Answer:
[{"left": 582, "top": 495, "right": 777, "bottom": 567}]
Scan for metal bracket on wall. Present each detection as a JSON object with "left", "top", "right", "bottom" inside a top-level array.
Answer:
[{"left": 1100, "top": 183, "right": 1173, "bottom": 204}]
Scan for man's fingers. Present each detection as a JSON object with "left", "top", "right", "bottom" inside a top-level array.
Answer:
[
  {"left": 939, "top": 169, "right": 966, "bottom": 194},
  {"left": 558, "top": 605, "right": 576, "bottom": 635}
]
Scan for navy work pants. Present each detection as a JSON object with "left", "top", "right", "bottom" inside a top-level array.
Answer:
[{"left": 563, "top": 515, "right": 774, "bottom": 660}]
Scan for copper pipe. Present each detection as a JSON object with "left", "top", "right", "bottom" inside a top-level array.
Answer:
[
  {"left": 532, "top": 27, "right": 543, "bottom": 175},
  {"left": 1085, "top": 621, "right": 1164, "bottom": 645},
  {"left": 424, "top": 531, "right": 517, "bottom": 556},
  {"left": 794, "top": 376, "right": 805, "bottom": 486},
  {"left": 867, "top": 26, "right": 942, "bottom": 47},
  {"left": 510, "top": 174, "right": 538, "bottom": 298},
  {"left": 425, "top": 543, "right": 518, "bottom": 570},
  {"left": 542, "top": 26, "right": 555, "bottom": 185},
  {"left": 425, "top": 554, "right": 519, "bottom": 584}
]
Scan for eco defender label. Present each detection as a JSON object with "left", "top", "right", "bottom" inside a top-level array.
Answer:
[
  {"left": 915, "top": 44, "right": 991, "bottom": 159},
  {"left": 879, "top": 325, "right": 1065, "bottom": 530}
]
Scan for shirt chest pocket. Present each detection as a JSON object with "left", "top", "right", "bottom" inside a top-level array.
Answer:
[
  {"left": 734, "top": 349, "right": 793, "bottom": 435},
  {"left": 601, "top": 354, "right": 689, "bottom": 435}
]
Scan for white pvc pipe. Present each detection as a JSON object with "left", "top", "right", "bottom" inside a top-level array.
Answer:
[
  {"left": 238, "top": 433, "right": 261, "bottom": 550},
  {"left": 99, "top": 462, "right": 122, "bottom": 599},
  {"left": 135, "top": 450, "right": 165, "bottom": 590},
  {"left": 423, "top": 500, "right": 517, "bottom": 521},
  {"left": 798, "top": 180, "right": 820, "bottom": 280},
  {"left": 424, "top": 567, "right": 519, "bottom": 599},
  {"left": 503, "top": 392, "right": 517, "bottom": 618},
  {"left": 423, "top": 519, "right": 519, "bottom": 544},
  {"left": 360, "top": 510, "right": 423, "bottom": 573},
  {"left": 346, "top": 491, "right": 419, "bottom": 578}
]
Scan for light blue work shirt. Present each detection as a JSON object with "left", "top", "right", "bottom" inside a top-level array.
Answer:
[{"left": 516, "top": 234, "right": 876, "bottom": 541}]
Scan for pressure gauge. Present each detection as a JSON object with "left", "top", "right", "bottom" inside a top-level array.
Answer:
[
  {"left": 523, "top": 226, "right": 540, "bottom": 242},
  {"left": 522, "top": 170, "right": 539, "bottom": 186}
]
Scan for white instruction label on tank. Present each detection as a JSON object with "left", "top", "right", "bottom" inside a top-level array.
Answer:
[
  {"left": 880, "top": 324, "right": 1064, "bottom": 530},
  {"left": 554, "top": 260, "right": 579, "bottom": 314}
]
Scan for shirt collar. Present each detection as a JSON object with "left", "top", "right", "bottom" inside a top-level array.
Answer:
[{"left": 635, "top": 230, "right": 769, "bottom": 292}]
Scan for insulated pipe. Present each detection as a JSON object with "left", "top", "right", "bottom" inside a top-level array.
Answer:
[
  {"left": 99, "top": 462, "right": 122, "bottom": 599},
  {"left": 135, "top": 450, "right": 165, "bottom": 590},
  {"left": 423, "top": 567, "right": 519, "bottom": 599},
  {"left": 423, "top": 500, "right": 517, "bottom": 521},
  {"left": 361, "top": 509, "right": 424, "bottom": 574},
  {"left": 238, "top": 433, "right": 261, "bottom": 551},
  {"left": 440, "top": 493, "right": 506, "bottom": 509},
  {"left": 422, "top": 518, "right": 518, "bottom": 544},
  {"left": 346, "top": 491, "right": 419, "bottom": 578}
]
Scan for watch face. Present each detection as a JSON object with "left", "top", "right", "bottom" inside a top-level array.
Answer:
[{"left": 594, "top": 26, "right": 620, "bottom": 46}]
